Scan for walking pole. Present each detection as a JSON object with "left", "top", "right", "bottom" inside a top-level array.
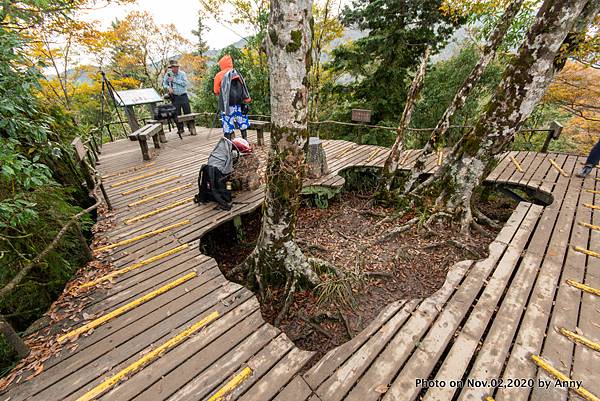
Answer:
[{"left": 206, "top": 107, "right": 220, "bottom": 140}]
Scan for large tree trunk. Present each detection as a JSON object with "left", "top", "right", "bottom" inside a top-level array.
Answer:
[
  {"left": 409, "top": 0, "right": 597, "bottom": 235},
  {"left": 241, "top": 0, "right": 319, "bottom": 299},
  {"left": 403, "top": 0, "right": 526, "bottom": 194},
  {"left": 376, "top": 46, "right": 430, "bottom": 199}
]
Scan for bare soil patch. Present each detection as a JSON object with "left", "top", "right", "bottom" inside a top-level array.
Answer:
[{"left": 200, "top": 190, "right": 514, "bottom": 363}]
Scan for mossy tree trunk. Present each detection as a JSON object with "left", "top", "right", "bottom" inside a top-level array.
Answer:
[
  {"left": 403, "top": 0, "right": 526, "bottom": 194},
  {"left": 241, "top": 0, "right": 320, "bottom": 301},
  {"left": 376, "top": 46, "right": 430, "bottom": 200},
  {"left": 408, "top": 0, "right": 597, "bottom": 235}
]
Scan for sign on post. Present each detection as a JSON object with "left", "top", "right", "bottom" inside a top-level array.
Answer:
[{"left": 114, "top": 88, "right": 163, "bottom": 107}]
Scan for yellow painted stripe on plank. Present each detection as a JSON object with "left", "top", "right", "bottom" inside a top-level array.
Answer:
[
  {"left": 60, "top": 272, "right": 196, "bottom": 343},
  {"left": 579, "top": 222, "right": 600, "bottom": 232},
  {"left": 559, "top": 327, "right": 600, "bottom": 352},
  {"left": 584, "top": 203, "right": 600, "bottom": 211},
  {"left": 101, "top": 162, "right": 156, "bottom": 180},
  {"left": 335, "top": 144, "right": 354, "bottom": 160},
  {"left": 76, "top": 311, "right": 220, "bottom": 401},
  {"left": 206, "top": 367, "right": 253, "bottom": 401},
  {"left": 125, "top": 198, "right": 193, "bottom": 225},
  {"left": 574, "top": 246, "right": 600, "bottom": 259},
  {"left": 366, "top": 149, "right": 380, "bottom": 163},
  {"left": 586, "top": 189, "right": 600, "bottom": 195},
  {"left": 128, "top": 184, "right": 193, "bottom": 207},
  {"left": 566, "top": 279, "right": 600, "bottom": 297},
  {"left": 510, "top": 155, "right": 524, "bottom": 173},
  {"left": 549, "top": 159, "right": 568, "bottom": 177},
  {"left": 484, "top": 397, "right": 495, "bottom": 401},
  {"left": 121, "top": 175, "right": 181, "bottom": 196},
  {"left": 399, "top": 151, "right": 410, "bottom": 166},
  {"left": 437, "top": 149, "right": 444, "bottom": 166},
  {"left": 94, "top": 220, "right": 191, "bottom": 253},
  {"left": 531, "top": 354, "right": 600, "bottom": 401},
  {"left": 80, "top": 244, "right": 189, "bottom": 289},
  {"left": 110, "top": 168, "right": 167, "bottom": 188}
]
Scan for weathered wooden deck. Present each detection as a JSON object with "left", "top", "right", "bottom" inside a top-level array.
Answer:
[{"left": 2, "top": 127, "right": 599, "bottom": 401}]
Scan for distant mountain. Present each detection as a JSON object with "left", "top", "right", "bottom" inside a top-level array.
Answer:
[{"left": 204, "top": 26, "right": 464, "bottom": 66}]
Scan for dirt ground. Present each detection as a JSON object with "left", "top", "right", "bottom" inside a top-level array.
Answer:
[{"left": 200, "top": 190, "right": 516, "bottom": 363}]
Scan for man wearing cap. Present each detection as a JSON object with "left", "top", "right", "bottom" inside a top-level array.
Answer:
[{"left": 163, "top": 60, "right": 191, "bottom": 135}]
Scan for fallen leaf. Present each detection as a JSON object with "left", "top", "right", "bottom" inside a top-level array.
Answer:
[{"left": 374, "top": 384, "right": 389, "bottom": 394}]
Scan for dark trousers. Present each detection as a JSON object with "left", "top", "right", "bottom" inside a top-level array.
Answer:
[
  {"left": 585, "top": 139, "right": 600, "bottom": 166},
  {"left": 172, "top": 93, "right": 191, "bottom": 132}
]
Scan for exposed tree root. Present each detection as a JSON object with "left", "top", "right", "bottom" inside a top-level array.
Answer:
[
  {"left": 423, "top": 212, "right": 453, "bottom": 232},
  {"left": 364, "top": 271, "right": 395, "bottom": 279},
  {"left": 275, "top": 276, "right": 297, "bottom": 326},
  {"left": 337, "top": 307, "right": 354, "bottom": 339},
  {"left": 298, "top": 313, "right": 331, "bottom": 338},
  {"left": 446, "top": 239, "right": 483, "bottom": 258},
  {"left": 473, "top": 207, "right": 501, "bottom": 229},
  {"left": 376, "top": 217, "right": 420, "bottom": 244}
]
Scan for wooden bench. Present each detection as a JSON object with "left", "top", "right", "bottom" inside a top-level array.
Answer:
[
  {"left": 176, "top": 113, "right": 200, "bottom": 136},
  {"left": 249, "top": 120, "right": 269, "bottom": 146},
  {"left": 128, "top": 123, "right": 164, "bottom": 161}
]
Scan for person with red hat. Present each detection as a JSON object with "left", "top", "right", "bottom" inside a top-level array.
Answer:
[{"left": 213, "top": 55, "right": 252, "bottom": 140}]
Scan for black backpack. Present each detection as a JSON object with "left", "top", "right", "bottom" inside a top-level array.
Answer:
[
  {"left": 229, "top": 78, "right": 244, "bottom": 105},
  {"left": 154, "top": 104, "right": 177, "bottom": 120},
  {"left": 193, "top": 164, "right": 232, "bottom": 210}
]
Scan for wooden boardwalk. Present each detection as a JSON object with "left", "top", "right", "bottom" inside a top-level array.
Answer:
[{"left": 2, "top": 127, "right": 599, "bottom": 401}]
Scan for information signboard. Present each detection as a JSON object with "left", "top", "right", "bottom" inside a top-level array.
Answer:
[{"left": 114, "top": 88, "right": 163, "bottom": 107}]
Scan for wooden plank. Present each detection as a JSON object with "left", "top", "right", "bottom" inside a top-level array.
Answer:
[
  {"left": 383, "top": 204, "right": 542, "bottom": 401},
  {"left": 431, "top": 207, "right": 554, "bottom": 401},
  {"left": 272, "top": 376, "right": 313, "bottom": 401},
  {"left": 238, "top": 347, "right": 314, "bottom": 401},
  {"left": 172, "top": 334, "right": 293, "bottom": 401},
  {"left": 518, "top": 152, "right": 548, "bottom": 188},
  {"left": 486, "top": 152, "right": 512, "bottom": 183},
  {"left": 343, "top": 261, "right": 475, "bottom": 401},
  {"left": 108, "top": 306, "right": 268, "bottom": 400},
  {"left": 530, "top": 169, "right": 593, "bottom": 401},
  {"left": 303, "top": 301, "right": 406, "bottom": 389},
  {"left": 572, "top": 165, "right": 600, "bottom": 398},
  {"left": 6, "top": 282, "right": 248, "bottom": 401},
  {"left": 315, "top": 299, "right": 421, "bottom": 401},
  {"left": 422, "top": 204, "right": 546, "bottom": 401},
  {"left": 491, "top": 155, "right": 581, "bottom": 401},
  {"left": 57, "top": 288, "right": 252, "bottom": 401}
]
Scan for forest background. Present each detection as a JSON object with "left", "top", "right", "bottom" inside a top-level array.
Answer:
[{"left": 0, "top": 0, "right": 598, "bottom": 375}]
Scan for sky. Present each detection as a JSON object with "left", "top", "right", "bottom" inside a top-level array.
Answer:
[{"left": 80, "top": 0, "right": 352, "bottom": 51}]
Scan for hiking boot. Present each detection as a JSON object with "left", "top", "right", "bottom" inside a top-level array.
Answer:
[{"left": 576, "top": 165, "right": 593, "bottom": 178}]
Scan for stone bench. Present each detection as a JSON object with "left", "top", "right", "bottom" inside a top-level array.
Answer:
[
  {"left": 128, "top": 123, "right": 163, "bottom": 161},
  {"left": 176, "top": 113, "right": 200, "bottom": 136},
  {"left": 248, "top": 120, "right": 269, "bottom": 146}
]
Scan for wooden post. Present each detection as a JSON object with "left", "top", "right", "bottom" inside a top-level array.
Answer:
[
  {"left": 541, "top": 120, "right": 563, "bottom": 153},
  {"left": 0, "top": 316, "right": 29, "bottom": 358},
  {"left": 124, "top": 106, "right": 140, "bottom": 134},
  {"left": 74, "top": 223, "right": 93, "bottom": 261},
  {"left": 139, "top": 137, "right": 150, "bottom": 161},
  {"left": 187, "top": 121, "right": 197, "bottom": 136},
  {"left": 158, "top": 124, "right": 167, "bottom": 143},
  {"left": 306, "top": 137, "right": 329, "bottom": 179}
]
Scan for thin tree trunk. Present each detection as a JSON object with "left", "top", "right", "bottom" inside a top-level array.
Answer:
[
  {"left": 376, "top": 46, "right": 430, "bottom": 199},
  {"left": 0, "top": 317, "right": 29, "bottom": 358},
  {"left": 410, "top": 0, "right": 598, "bottom": 235},
  {"left": 403, "top": 0, "right": 526, "bottom": 194},
  {"left": 241, "top": 0, "right": 320, "bottom": 293}
]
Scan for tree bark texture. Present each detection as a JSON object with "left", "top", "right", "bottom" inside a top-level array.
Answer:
[
  {"left": 377, "top": 46, "right": 430, "bottom": 198},
  {"left": 242, "top": 0, "right": 320, "bottom": 292},
  {"left": 0, "top": 316, "right": 29, "bottom": 358},
  {"left": 403, "top": 0, "right": 526, "bottom": 194},
  {"left": 411, "top": 0, "right": 596, "bottom": 234}
]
